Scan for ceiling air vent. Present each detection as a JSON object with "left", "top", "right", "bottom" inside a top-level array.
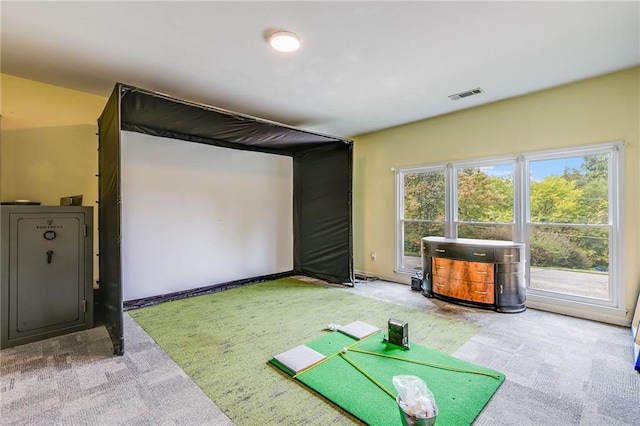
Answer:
[{"left": 448, "top": 87, "right": 484, "bottom": 101}]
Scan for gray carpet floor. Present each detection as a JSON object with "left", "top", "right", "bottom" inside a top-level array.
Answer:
[{"left": 1, "top": 278, "right": 639, "bottom": 425}]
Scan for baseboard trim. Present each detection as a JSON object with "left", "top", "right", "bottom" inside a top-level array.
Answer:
[
  {"left": 123, "top": 271, "right": 296, "bottom": 310},
  {"left": 354, "top": 269, "right": 410, "bottom": 285}
]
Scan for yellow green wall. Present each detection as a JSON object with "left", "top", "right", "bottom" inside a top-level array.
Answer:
[
  {"left": 1, "top": 74, "right": 107, "bottom": 280},
  {"left": 353, "top": 67, "right": 640, "bottom": 324},
  {"left": 1, "top": 74, "right": 106, "bottom": 203}
]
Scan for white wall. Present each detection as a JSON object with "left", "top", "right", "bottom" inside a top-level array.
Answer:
[{"left": 120, "top": 131, "right": 293, "bottom": 301}]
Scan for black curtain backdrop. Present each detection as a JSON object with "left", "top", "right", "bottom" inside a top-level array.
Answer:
[
  {"left": 96, "top": 86, "right": 124, "bottom": 355},
  {"left": 294, "top": 143, "right": 353, "bottom": 283},
  {"left": 97, "top": 83, "right": 353, "bottom": 355}
]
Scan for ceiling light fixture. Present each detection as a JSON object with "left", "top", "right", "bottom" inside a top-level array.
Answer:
[{"left": 268, "top": 31, "right": 300, "bottom": 52}]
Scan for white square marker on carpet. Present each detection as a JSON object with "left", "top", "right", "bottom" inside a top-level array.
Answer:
[
  {"left": 273, "top": 345, "right": 327, "bottom": 374},
  {"left": 338, "top": 321, "right": 380, "bottom": 340}
]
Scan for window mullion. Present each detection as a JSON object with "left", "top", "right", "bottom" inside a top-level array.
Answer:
[{"left": 446, "top": 163, "right": 456, "bottom": 238}]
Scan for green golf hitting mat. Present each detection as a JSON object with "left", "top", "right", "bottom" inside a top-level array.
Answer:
[{"left": 270, "top": 326, "right": 505, "bottom": 426}]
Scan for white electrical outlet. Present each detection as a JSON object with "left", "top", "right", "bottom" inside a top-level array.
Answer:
[{"left": 371, "top": 252, "right": 376, "bottom": 262}]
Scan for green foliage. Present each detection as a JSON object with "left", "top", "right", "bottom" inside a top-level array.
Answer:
[
  {"left": 529, "top": 229, "right": 591, "bottom": 269},
  {"left": 530, "top": 176, "right": 581, "bottom": 223},
  {"left": 404, "top": 171, "right": 445, "bottom": 220},
  {"left": 402, "top": 154, "right": 610, "bottom": 271},
  {"left": 462, "top": 225, "right": 513, "bottom": 241},
  {"left": 458, "top": 168, "right": 513, "bottom": 222},
  {"left": 403, "top": 171, "right": 446, "bottom": 259},
  {"left": 403, "top": 221, "right": 444, "bottom": 257},
  {"left": 561, "top": 154, "right": 609, "bottom": 224}
]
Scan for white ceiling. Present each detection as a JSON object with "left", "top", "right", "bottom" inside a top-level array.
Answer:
[{"left": 2, "top": 1, "right": 639, "bottom": 137}]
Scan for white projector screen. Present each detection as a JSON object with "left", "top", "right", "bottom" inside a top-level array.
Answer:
[{"left": 120, "top": 131, "right": 293, "bottom": 301}]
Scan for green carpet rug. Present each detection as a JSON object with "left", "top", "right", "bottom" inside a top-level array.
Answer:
[
  {"left": 129, "top": 277, "right": 480, "bottom": 425},
  {"left": 270, "top": 330, "right": 504, "bottom": 425}
]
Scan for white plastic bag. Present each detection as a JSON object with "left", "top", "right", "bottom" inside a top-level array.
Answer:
[{"left": 393, "top": 375, "right": 438, "bottom": 419}]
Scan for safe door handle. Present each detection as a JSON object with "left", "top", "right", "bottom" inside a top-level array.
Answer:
[{"left": 47, "top": 250, "right": 53, "bottom": 264}]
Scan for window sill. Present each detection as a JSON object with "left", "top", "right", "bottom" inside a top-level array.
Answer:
[{"left": 526, "top": 292, "right": 629, "bottom": 326}]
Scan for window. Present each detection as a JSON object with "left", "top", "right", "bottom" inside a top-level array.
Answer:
[
  {"left": 526, "top": 151, "right": 616, "bottom": 303},
  {"left": 397, "top": 167, "right": 446, "bottom": 271},
  {"left": 395, "top": 142, "right": 624, "bottom": 315},
  {"left": 456, "top": 162, "right": 515, "bottom": 241}
]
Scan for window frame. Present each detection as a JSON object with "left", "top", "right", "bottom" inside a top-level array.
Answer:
[
  {"left": 395, "top": 164, "right": 447, "bottom": 274},
  {"left": 452, "top": 156, "right": 519, "bottom": 240},
  {"left": 394, "top": 141, "right": 625, "bottom": 315},
  {"left": 522, "top": 143, "right": 625, "bottom": 313}
]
